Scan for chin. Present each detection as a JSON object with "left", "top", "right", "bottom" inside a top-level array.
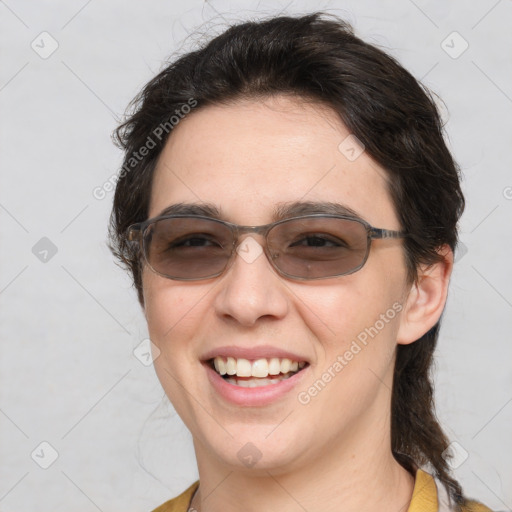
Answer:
[{"left": 193, "top": 421, "right": 312, "bottom": 474}]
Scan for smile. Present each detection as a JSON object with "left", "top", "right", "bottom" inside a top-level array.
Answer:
[{"left": 210, "top": 356, "right": 308, "bottom": 387}]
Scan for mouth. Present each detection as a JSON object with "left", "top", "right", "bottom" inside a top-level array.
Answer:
[{"left": 208, "top": 356, "right": 309, "bottom": 388}]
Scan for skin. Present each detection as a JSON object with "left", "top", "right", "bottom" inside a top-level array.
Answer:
[{"left": 142, "top": 95, "right": 453, "bottom": 512}]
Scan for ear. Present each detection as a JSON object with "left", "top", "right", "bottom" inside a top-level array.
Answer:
[{"left": 397, "top": 245, "right": 453, "bottom": 345}]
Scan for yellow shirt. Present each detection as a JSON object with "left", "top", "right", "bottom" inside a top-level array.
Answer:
[{"left": 151, "top": 468, "right": 492, "bottom": 512}]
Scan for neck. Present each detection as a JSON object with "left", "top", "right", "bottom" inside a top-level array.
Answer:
[{"left": 190, "top": 426, "right": 415, "bottom": 512}]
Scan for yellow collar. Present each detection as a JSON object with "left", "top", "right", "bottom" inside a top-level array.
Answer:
[{"left": 407, "top": 468, "right": 440, "bottom": 512}]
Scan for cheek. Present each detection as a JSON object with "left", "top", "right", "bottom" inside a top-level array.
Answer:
[
  {"left": 292, "top": 282, "right": 404, "bottom": 428},
  {"left": 142, "top": 272, "right": 203, "bottom": 356},
  {"left": 291, "top": 281, "right": 402, "bottom": 343},
  {"left": 142, "top": 274, "right": 210, "bottom": 422},
  {"left": 288, "top": 263, "right": 406, "bottom": 376}
]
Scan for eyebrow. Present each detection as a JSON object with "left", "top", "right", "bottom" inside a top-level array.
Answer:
[
  {"left": 155, "top": 201, "right": 363, "bottom": 223},
  {"left": 273, "top": 201, "right": 361, "bottom": 221},
  {"left": 156, "top": 202, "right": 222, "bottom": 218}
]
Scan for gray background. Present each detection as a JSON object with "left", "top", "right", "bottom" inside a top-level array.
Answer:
[{"left": 0, "top": 0, "right": 511, "bottom": 510}]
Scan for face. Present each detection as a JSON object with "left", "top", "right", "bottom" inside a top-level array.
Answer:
[{"left": 142, "top": 95, "right": 411, "bottom": 474}]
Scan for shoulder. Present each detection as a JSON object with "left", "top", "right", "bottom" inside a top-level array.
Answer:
[
  {"left": 150, "top": 481, "right": 199, "bottom": 512},
  {"left": 461, "top": 500, "right": 494, "bottom": 512},
  {"left": 412, "top": 468, "right": 494, "bottom": 512}
]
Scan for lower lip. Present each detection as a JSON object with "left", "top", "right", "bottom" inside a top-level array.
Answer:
[{"left": 204, "top": 363, "right": 308, "bottom": 406}]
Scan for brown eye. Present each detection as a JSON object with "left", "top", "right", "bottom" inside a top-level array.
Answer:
[
  {"left": 289, "top": 234, "right": 348, "bottom": 248},
  {"left": 169, "top": 235, "right": 221, "bottom": 248}
]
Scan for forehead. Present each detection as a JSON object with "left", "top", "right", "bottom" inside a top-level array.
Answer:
[{"left": 149, "top": 95, "right": 398, "bottom": 228}]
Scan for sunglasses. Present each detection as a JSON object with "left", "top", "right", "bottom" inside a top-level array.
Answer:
[{"left": 127, "top": 214, "right": 407, "bottom": 281}]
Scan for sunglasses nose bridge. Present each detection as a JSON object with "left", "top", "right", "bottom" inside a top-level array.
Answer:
[
  {"left": 228, "top": 225, "right": 277, "bottom": 270},
  {"left": 232, "top": 224, "right": 270, "bottom": 245}
]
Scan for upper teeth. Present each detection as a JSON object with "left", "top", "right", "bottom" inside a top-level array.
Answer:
[{"left": 213, "top": 356, "right": 306, "bottom": 378}]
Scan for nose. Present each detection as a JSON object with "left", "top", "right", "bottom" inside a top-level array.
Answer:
[{"left": 213, "top": 236, "right": 289, "bottom": 326}]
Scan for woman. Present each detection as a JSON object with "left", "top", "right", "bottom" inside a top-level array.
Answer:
[{"left": 109, "top": 12, "right": 492, "bottom": 512}]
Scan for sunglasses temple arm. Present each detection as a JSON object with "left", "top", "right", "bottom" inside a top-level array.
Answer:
[
  {"left": 369, "top": 228, "right": 407, "bottom": 239},
  {"left": 127, "top": 225, "right": 143, "bottom": 243}
]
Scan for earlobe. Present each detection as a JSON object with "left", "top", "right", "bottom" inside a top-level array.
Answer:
[{"left": 397, "top": 245, "right": 454, "bottom": 345}]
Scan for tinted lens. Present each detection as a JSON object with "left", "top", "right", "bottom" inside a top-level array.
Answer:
[
  {"left": 144, "top": 217, "right": 233, "bottom": 279},
  {"left": 268, "top": 217, "right": 369, "bottom": 278}
]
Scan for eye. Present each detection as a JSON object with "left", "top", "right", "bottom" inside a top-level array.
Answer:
[
  {"left": 289, "top": 234, "right": 348, "bottom": 248},
  {"left": 169, "top": 234, "right": 222, "bottom": 249}
]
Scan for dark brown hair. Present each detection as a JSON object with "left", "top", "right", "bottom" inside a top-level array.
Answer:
[{"left": 109, "top": 12, "right": 466, "bottom": 506}]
